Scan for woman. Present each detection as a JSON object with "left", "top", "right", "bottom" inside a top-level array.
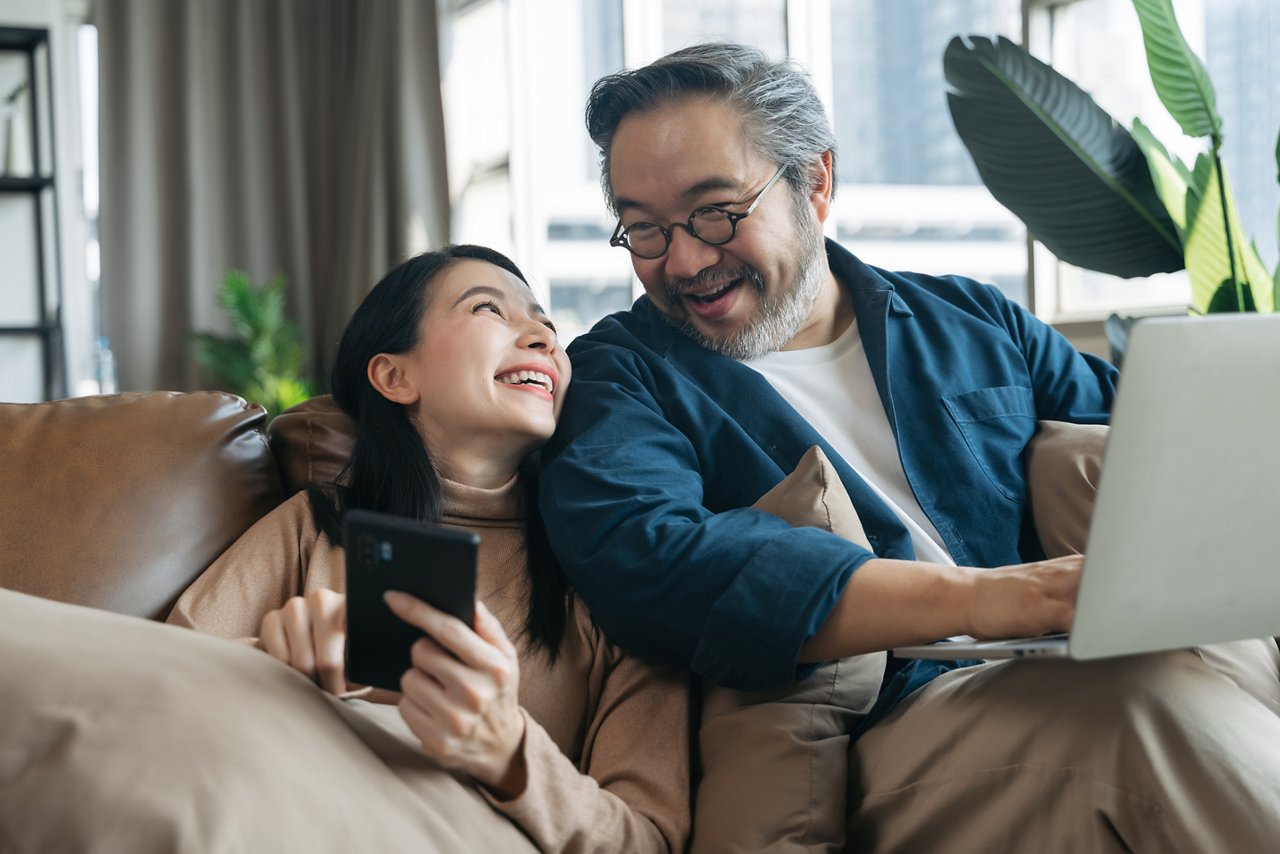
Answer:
[{"left": 166, "top": 245, "right": 690, "bottom": 852}]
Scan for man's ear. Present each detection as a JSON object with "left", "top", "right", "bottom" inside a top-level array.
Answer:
[
  {"left": 367, "top": 353, "right": 420, "bottom": 405},
  {"left": 808, "top": 150, "right": 834, "bottom": 225}
]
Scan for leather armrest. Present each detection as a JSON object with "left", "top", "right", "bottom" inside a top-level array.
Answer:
[{"left": 0, "top": 392, "right": 283, "bottom": 620}]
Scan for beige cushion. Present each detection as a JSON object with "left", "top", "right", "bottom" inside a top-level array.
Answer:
[
  {"left": 752, "top": 444, "right": 871, "bottom": 550},
  {"left": 0, "top": 588, "right": 538, "bottom": 852},
  {"left": 692, "top": 446, "right": 885, "bottom": 854},
  {"left": 0, "top": 392, "right": 282, "bottom": 620},
  {"left": 1026, "top": 420, "right": 1106, "bottom": 557}
]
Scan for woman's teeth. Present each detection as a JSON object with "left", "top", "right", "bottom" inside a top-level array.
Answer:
[{"left": 496, "top": 370, "right": 554, "bottom": 393}]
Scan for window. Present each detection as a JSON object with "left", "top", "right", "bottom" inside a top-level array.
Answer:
[
  {"left": 447, "top": 0, "right": 1276, "bottom": 341},
  {"left": 829, "top": 0, "right": 1025, "bottom": 302}
]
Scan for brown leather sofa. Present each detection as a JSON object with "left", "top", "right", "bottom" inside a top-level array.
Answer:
[{"left": 0, "top": 391, "right": 353, "bottom": 620}]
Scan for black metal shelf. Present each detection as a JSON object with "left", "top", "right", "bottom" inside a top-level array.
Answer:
[
  {"left": 0, "top": 24, "right": 64, "bottom": 401},
  {"left": 0, "top": 324, "right": 58, "bottom": 335},
  {"left": 0, "top": 176, "right": 54, "bottom": 193},
  {"left": 0, "top": 26, "right": 46, "bottom": 50}
]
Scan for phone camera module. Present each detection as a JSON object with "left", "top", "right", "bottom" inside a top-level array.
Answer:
[{"left": 357, "top": 533, "right": 376, "bottom": 570}]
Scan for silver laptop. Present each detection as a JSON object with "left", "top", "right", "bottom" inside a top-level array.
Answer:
[{"left": 894, "top": 312, "right": 1280, "bottom": 661}]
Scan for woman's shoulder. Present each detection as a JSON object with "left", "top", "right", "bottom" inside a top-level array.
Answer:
[
  {"left": 234, "top": 490, "right": 337, "bottom": 555},
  {"left": 259, "top": 490, "right": 320, "bottom": 530}
]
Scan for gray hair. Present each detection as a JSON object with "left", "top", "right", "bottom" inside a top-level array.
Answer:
[{"left": 585, "top": 42, "right": 838, "bottom": 214}]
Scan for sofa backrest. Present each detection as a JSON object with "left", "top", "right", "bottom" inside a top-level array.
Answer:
[
  {"left": 266, "top": 395, "right": 356, "bottom": 495},
  {"left": 0, "top": 392, "right": 283, "bottom": 620}
]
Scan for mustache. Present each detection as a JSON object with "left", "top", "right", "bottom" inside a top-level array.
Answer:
[{"left": 664, "top": 266, "right": 764, "bottom": 301}]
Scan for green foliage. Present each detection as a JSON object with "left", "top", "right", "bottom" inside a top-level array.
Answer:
[
  {"left": 1132, "top": 0, "right": 1221, "bottom": 139},
  {"left": 191, "top": 271, "right": 315, "bottom": 418},
  {"left": 944, "top": 1, "right": 1278, "bottom": 315},
  {"left": 943, "top": 35, "right": 1183, "bottom": 278}
]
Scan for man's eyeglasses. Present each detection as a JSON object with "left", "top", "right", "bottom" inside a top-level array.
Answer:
[{"left": 609, "top": 164, "right": 788, "bottom": 260}]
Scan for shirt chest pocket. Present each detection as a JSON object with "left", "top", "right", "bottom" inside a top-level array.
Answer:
[{"left": 942, "top": 385, "right": 1037, "bottom": 503}]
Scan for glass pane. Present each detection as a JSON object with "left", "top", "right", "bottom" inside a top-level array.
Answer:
[
  {"left": 531, "top": 0, "right": 633, "bottom": 341},
  {"left": 550, "top": 279, "right": 632, "bottom": 342},
  {"left": 442, "top": 0, "right": 512, "bottom": 251},
  {"left": 1207, "top": 0, "right": 1280, "bottom": 273},
  {"left": 0, "top": 335, "right": 44, "bottom": 403},
  {"left": 659, "top": 0, "right": 787, "bottom": 58},
  {"left": 829, "top": 0, "right": 1027, "bottom": 303},
  {"left": 832, "top": 0, "right": 1019, "bottom": 186},
  {"left": 0, "top": 196, "right": 40, "bottom": 325}
]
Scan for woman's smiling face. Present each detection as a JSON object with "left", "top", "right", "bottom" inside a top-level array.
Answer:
[{"left": 382, "top": 258, "right": 570, "bottom": 467}]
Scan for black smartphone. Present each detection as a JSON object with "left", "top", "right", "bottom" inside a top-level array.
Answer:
[{"left": 344, "top": 508, "right": 479, "bottom": 691}]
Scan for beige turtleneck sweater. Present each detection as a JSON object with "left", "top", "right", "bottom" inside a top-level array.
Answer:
[{"left": 167, "top": 477, "right": 691, "bottom": 853}]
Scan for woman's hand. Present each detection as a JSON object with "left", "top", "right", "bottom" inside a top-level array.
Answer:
[
  {"left": 384, "top": 592, "right": 528, "bottom": 799},
  {"left": 259, "top": 589, "right": 349, "bottom": 695}
]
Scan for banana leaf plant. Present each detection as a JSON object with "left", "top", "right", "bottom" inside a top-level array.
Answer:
[{"left": 943, "top": 0, "right": 1278, "bottom": 315}]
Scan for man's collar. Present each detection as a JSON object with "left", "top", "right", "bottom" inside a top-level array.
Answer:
[{"left": 825, "top": 238, "right": 914, "bottom": 318}]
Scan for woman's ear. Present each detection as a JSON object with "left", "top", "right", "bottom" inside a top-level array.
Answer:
[{"left": 367, "top": 353, "right": 421, "bottom": 405}]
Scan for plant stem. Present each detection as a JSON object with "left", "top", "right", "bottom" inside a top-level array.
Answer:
[{"left": 1212, "top": 143, "right": 1244, "bottom": 311}]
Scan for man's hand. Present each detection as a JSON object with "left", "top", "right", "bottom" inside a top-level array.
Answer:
[
  {"left": 259, "top": 589, "right": 348, "bottom": 695},
  {"left": 801, "top": 554, "right": 1083, "bottom": 663},
  {"left": 960, "top": 554, "right": 1081, "bottom": 640},
  {"left": 384, "top": 592, "right": 529, "bottom": 800}
]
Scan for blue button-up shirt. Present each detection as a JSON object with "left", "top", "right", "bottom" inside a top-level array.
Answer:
[{"left": 541, "top": 240, "right": 1116, "bottom": 719}]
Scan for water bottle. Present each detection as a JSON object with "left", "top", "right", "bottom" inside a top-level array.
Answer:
[{"left": 94, "top": 336, "right": 117, "bottom": 394}]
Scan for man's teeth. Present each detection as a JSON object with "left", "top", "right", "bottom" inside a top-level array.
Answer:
[
  {"left": 496, "top": 370, "right": 554, "bottom": 393},
  {"left": 689, "top": 280, "right": 736, "bottom": 302}
]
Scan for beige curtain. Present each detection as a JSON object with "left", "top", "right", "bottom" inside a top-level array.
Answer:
[{"left": 95, "top": 0, "right": 450, "bottom": 392}]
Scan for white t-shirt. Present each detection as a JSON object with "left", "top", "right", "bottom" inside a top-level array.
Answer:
[{"left": 745, "top": 320, "right": 955, "bottom": 565}]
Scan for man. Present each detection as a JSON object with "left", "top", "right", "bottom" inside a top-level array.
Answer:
[{"left": 540, "top": 42, "right": 1280, "bottom": 851}]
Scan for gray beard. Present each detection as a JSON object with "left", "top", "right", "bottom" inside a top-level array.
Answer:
[{"left": 664, "top": 211, "right": 826, "bottom": 361}]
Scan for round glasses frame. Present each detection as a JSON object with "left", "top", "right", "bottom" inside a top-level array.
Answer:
[{"left": 608, "top": 164, "right": 788, "bottom": 260}]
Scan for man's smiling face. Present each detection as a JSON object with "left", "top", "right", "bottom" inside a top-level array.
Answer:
[{"left": 608, "top": 96, "right": 831, "bottom": 359}]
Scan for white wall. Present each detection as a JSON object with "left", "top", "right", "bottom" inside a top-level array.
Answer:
[{"left": 0, "top": 0, "right": 91, "bottom": 402}]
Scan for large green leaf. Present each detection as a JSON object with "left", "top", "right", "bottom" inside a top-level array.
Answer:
[
  {"left": 944, "top": 35, "right": 1184, "bottom": 279},
  {"left": 1131, "top": 0, "right": 1222, "bottom": 140},
  {"left": 1206, "top": 280, "right": 1257, "bottom": 313},
  {"left": 1183, "top": 158, "right": 1274, "bottom": 313},
  {"left": 1130, "top": 118, "right": 1196, "bottom": 239}
]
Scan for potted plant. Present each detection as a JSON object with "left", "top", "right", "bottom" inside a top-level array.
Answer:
[
  {"left": 191, "top": 270, "right": 315, "bottom": 419},
  {"left": 943, "top": 0, "right": 1278, "bottom": 324}
]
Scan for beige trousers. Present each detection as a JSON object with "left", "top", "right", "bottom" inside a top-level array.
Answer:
[
  {"left": 852, "top": 421, "right": 1280, "bottom": 852},
  {"left": 0, "top": 589, "right": 538, "bottom": 854},
  {"left": 849, "top": 638, "right": 1280, "bottom": 853}
]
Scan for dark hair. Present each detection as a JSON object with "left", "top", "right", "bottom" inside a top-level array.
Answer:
[
  {"left": 308, "top": 244, "right": 571, "bottom": 660},
  {"left": 585, "top": 42, "right": 837, "bottom": 213}
]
